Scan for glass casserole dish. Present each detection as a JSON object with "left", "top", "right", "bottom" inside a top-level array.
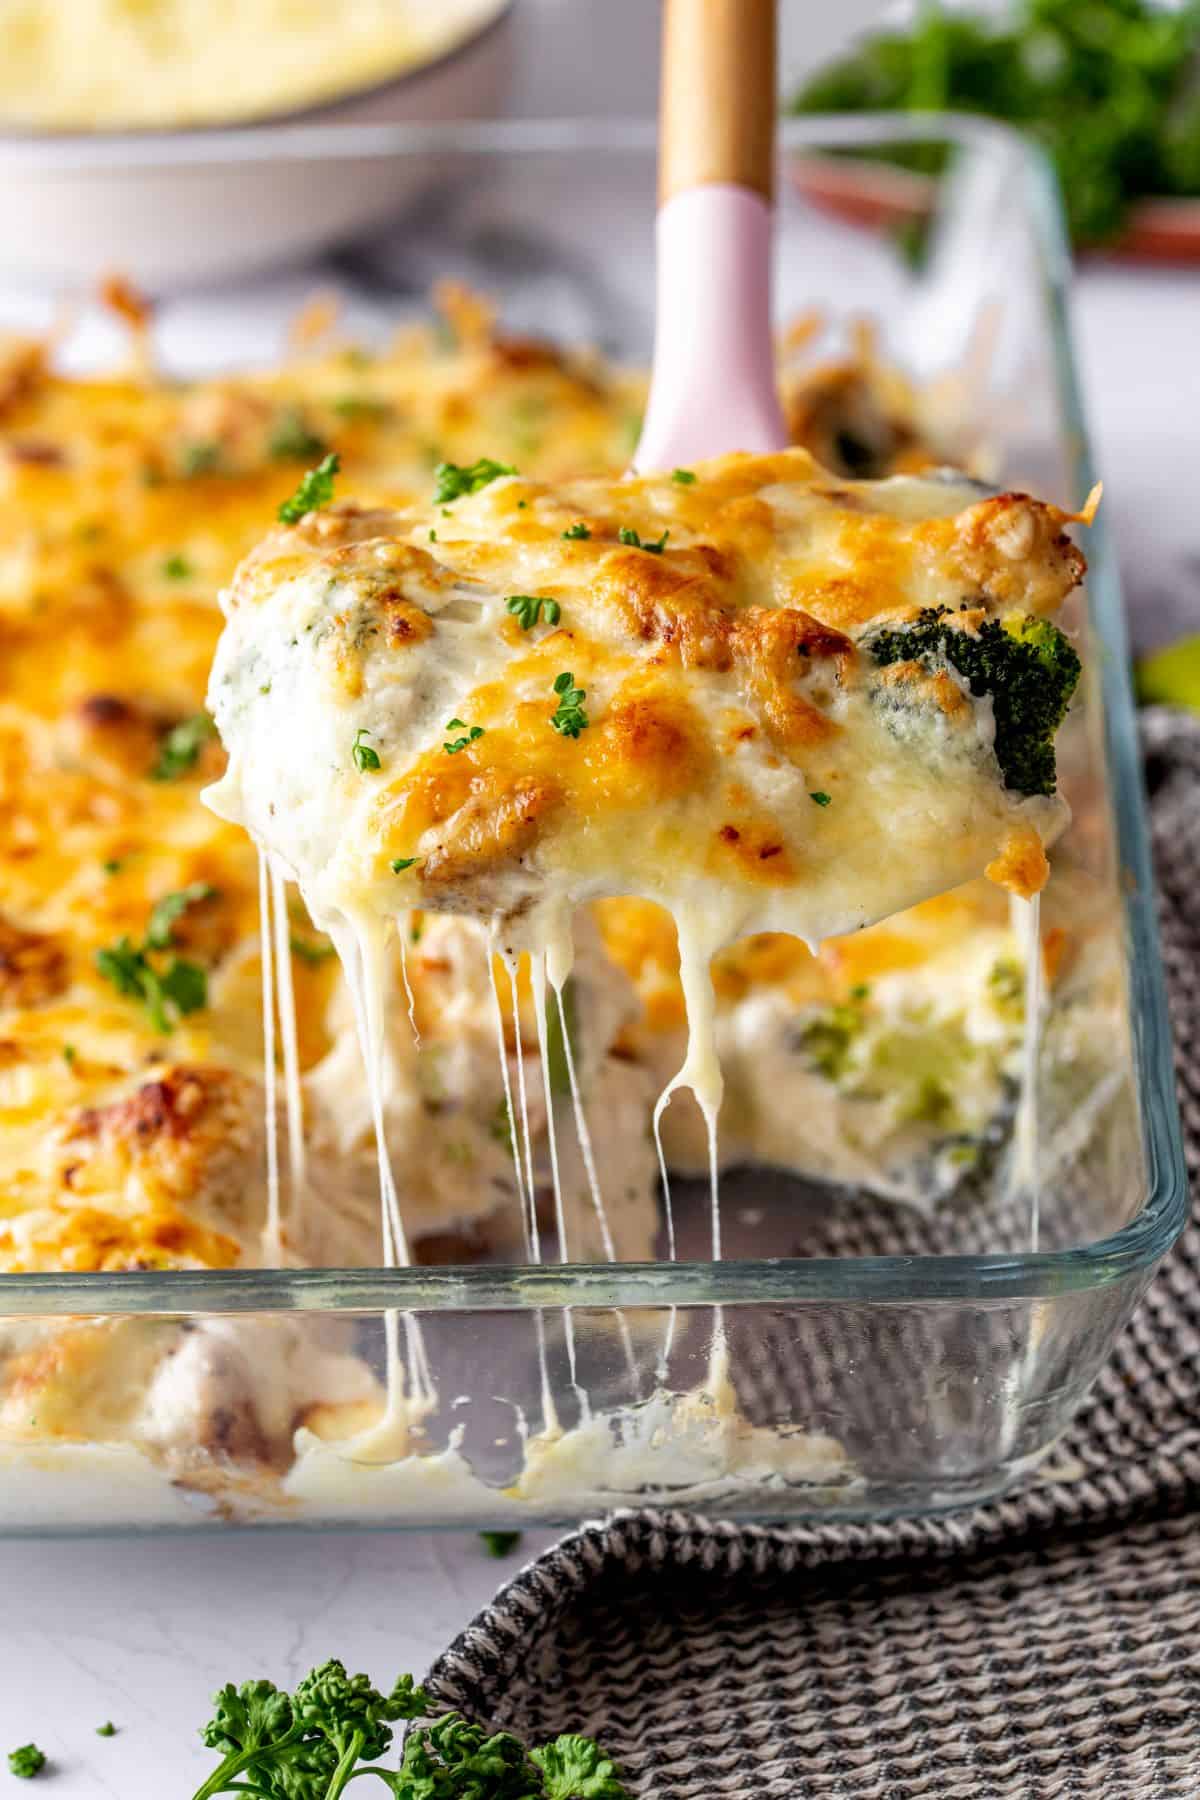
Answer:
[{"left": 0, "top": 116, "right": 1185, "bottom": 1533}]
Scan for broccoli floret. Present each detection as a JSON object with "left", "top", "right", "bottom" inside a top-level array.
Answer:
[{"left": 865, "top": 606, "right": 1081, "bottom": 797}]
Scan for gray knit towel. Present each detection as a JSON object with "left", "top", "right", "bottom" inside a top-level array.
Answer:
[{"left": 424, "top": 709, "right": 1200, "bottom": 1799}]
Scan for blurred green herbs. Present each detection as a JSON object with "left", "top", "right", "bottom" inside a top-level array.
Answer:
[{"left": 790, "top": 0, "right": 1200, "bottom": 247}]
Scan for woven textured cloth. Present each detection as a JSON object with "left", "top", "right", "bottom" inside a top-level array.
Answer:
[{"left": 425, "top": 709, "right": 1200, "bottom": 1798}]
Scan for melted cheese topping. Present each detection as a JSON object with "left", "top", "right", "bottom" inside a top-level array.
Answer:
[
  {"left": 0, "top": 293, "right": 1100, "bottom": 1516},
  {"left": 0, "top": 302, "right": 654, "bottom": 1284},
  {"left": 0, "top": 0, "right": 504, "bottom": 132},
  {"left": 208, "top": 456, "right": 1086, "bottom": 978}
]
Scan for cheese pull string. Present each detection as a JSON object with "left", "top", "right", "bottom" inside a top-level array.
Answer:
[{"left": 652, "top": 908, "right": 726, "bottom": 1383}]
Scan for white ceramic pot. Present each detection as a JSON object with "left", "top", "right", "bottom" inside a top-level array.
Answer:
[{"left": 0, "top": 0, "right": 514, "bottom": 291}]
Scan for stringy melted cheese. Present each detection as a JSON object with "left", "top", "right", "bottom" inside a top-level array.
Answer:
[
  {"left": 0, "top": 294, "right": 1099, "bottom": 1515},
  {"left": 208, "top": 454, "right": 1086, "bottom": 984}
]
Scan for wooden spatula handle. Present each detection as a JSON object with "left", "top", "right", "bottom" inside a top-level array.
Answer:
[{"left": 658, "top": 0, "right": 777, "bottom": 205}]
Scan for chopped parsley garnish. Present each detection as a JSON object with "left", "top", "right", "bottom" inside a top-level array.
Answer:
[
  {"left": 428, "top": 529, "right": 437, "bottom": 543},
  {"left": 562, "top": 522, "right": 591, "bottom": 540},
  {"left": 145, "top": 882, "right": 215, "bottom": 950},
  {"left": 809, "top": 791, "right": 832, "bottom": 807},
  {"left": 7, "top": 1746, "right": 45, "bottom": 1780},
  {"left": 96, "top": 884, "right": 215, "bottom": 1034},
  {"left": 550, "top": 672, "right": 589, "bottom": 739},
  {"left": 267, "top": 406, "right": 327, "bottom": 464},
  {"left": 103, "top": 858, "right": 123, "bottom": 875},
  {"left": 617, "top": 525, "right": 669, "bottom": 554},
  {"left": 390, "top": 857, "right": 420, "bottom": 873},
  {"left": 95, "top": 1724, "right": 117, "bottom": 1739},
  {"left": 352, "top": 728, "right": 381, "bottom": 772},
  {"left": 278, "top": 451, "right": 340, "bottom": 524},
  {"left": 672, "top": 468, "right": 697, "bottom": 484},
  {"left": 180, "top": 440, "right": 222, "bottom": 479},
  {"left": 443, "top": 718, "right": 484, "bottom": 755},
  {"left": 163, "top": 552, "right": 192, "bottom": 580},
  {"left": 432, "top": 457, "right": 516, "bottom": 505},
  {"left": 150, "top": 712, "right": 216, "bottom": 782},
  {"left": 505, "top": 594, "right": 561, "bottom": 630},
  {"left": 190, "top": 1659, "right": 629, "bottom": 1800},
  {"left": 63, "top": 1044, "right": 76, "bottom": 1068},
  {"left": 480, "top": 1530, "right": 522, "bottom": 1558},
  {"left": 97, "top": 944, "right": 206, "bottom": 1032}
]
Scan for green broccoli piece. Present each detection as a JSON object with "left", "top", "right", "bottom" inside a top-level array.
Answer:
[{"left": 865, "top": 606, "right": 1081, "bottom": 797}]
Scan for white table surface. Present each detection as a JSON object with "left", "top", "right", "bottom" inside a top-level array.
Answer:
[{"left": 0, "top": 3, "right": 1197, "bottom": 1793}]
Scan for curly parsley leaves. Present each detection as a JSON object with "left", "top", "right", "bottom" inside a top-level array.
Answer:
[
  {"left": 561, "top": 522, "right": 591, "bottom": 541},
  {"left": 191, "top": 1660, "right": 628, "bottom": 1800},
  {"left": 278, "top": 452, "right": 340, "bottom": 525},
  {"left": 550, "top": 672, "right": 588, "bottom": 739},
  {"left": 7, "top": 1746, "right": 46, "bottom": 1780},
  {"left": 432, "top": 458, "right": 516, "bottom": 506}
]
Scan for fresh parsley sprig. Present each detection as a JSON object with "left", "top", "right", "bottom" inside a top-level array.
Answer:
[
  {"left": 279, "top": 453, "right": 341, "bottom": 525},
  {"left": 191, "top": 1661, "right": 628, "bottom": 1800},
  {"left": 7, "top": 1745, "right": 46, "bottom": 1780},
  {"left": 561, "top": 522, "right": 591, "bottom": 541},
  {"left": 432, "top": 458, "right": 517, "bottom": 505},
  {"left": 550, "top": 673, "right": 588, "bottom": 739},
  {"left": 505, "top": 595, "right": 561, "bottom": 631},
  {"left": 95, "top": 884, "right": 215, "bottom": 1033}
]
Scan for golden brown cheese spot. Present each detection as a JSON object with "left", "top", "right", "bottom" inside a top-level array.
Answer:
[
  {"left": 0, "top": 336, "right": 47, "bottom": 421},
  {"left": 418, "top": 773, "right": 561, "bottom": 894},
  {"left": 729, "top": 607, "right": 841, "bottom": 756},
  {"left": 0, "top": 912, "right": 68, "bottom": 1007},
  {"left": 378, "top": 593, "right": 436, "bottom": 650},
  {"left": 709, "top": 817, "right": 797, "bottom": 886},
  {"left": 985, "top": 825, "right": 1050, "bottom": 900},
  {"left": 922, "top": 494, "right": 1086, "bottom": 615},
  {"left": 597, "top": 548, "right": 738, "bottom": 673},
  {"left": 56, "top": 1065, "right": 259, "bottom": 1215},
  {"left": 586, "top": 682, "right": 711, "bottom": 809},
  {"left": 1, "top": 1204, "right": 241, "bottom": 1273}
]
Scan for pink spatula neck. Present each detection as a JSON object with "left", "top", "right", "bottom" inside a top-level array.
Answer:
[
  {"left": 631, "top": 0, "right": 786, "bottom": 476},
  {"left": 632, "top": 182, "right": 787, "bottom": 474}
]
